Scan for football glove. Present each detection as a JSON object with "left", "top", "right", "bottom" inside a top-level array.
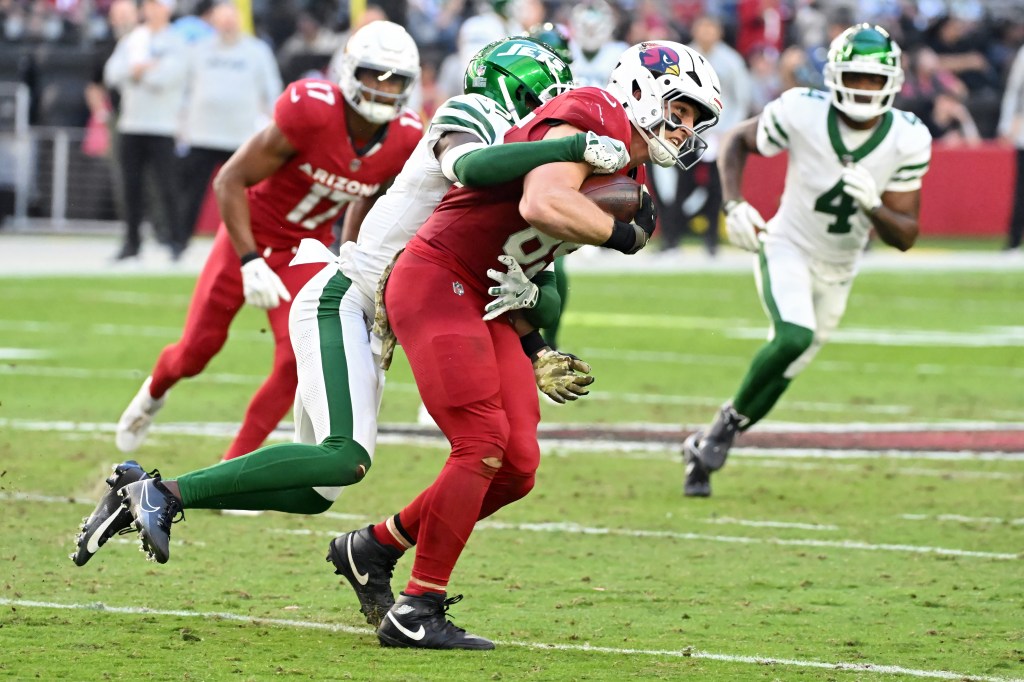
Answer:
[
  {"left": 241, "top": 257, "right": 291, "bottom": 309},
  {"left": 724, "top": 199, "right": 765, "bottom": 252},
  {"left": 372, "top": 250, "right": 402, "bottom": 370},
  {"left": 583, "top": 131, "right": 629, "bottom": 174},
  {"left": 840, "top": 163, "right": 882, "bottom": 213},
  {"left": 483, "top": 255, "right": 539, "bottom": 321},
  {"left": 634, "top": 186, "right": 657, "bottom": 237},
  {"left": 533, "top": 350, "right": 595, "bottom": 404}
]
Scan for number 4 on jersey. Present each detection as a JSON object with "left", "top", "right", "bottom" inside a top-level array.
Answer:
[{"left": 814, "top": 180, "right": 857, "bottom": 234}]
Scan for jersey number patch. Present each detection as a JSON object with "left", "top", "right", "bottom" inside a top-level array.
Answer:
[
  {"left": 503, "top": 227, "right": 577, "bottom": 278},
  {"left": 814, "top": 180, "right": 857, "bottom": 235}
]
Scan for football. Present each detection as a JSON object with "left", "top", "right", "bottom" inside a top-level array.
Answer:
[{"left": 578, "top": 174, "right": 642, "bottom": 222}]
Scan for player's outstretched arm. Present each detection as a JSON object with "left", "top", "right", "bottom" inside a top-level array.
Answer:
[
  {"left": 515, "top": 323, "right": 594, "bottom": 404},
  {"left": 439, "top": 132, "right": 628, "bottom": 187}
]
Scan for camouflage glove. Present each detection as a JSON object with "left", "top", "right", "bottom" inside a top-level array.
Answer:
[
  {"left": 533, "top": 350, "right": 595, "bottom": 404},
  {"left": 372, "top": 250, "right": 402, "bottom": 371}
]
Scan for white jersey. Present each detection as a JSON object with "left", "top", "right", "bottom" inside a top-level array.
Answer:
[
  {"left": 570, "top": 41, "right": 628, "bottom": 88},
  {"left": 756, "top": 87, "right": 931, "bottom": 273},
  {"left": 340, "top": 93, "right": 514, "bottom": 311}
]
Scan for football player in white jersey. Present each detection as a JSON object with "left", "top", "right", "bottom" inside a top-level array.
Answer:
[
  {"left": 682, "top": 24, "right": 931, "bottom": 497},
  {"left": 568, "top": 0, "right": 627, "bottom": 88},
  {"left": 72, "top": 37, "right": 628, "bottom": 568}
]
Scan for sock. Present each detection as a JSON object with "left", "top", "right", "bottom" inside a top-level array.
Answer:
[
  {"left": 177, "top": 436, "right": 370, "bottom": 510},
  {"left": 372, "top": 514, "right": 415, "bottom": 551}
]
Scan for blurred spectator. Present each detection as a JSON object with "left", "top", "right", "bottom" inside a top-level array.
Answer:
[
  {"left": 104, "top": 0, "right": 188, "bottom": 261},
  {"left": 405, "top": 0, "right": 465, "bottom": 57},
  {"left": 778, "top": 44, "right": 819, "bottom": 91},
  {"left": 924, "top": 13, "right": 997, "bottom": 94},
  {"left": 897, "top": 45, "right": 979, "bottom": 143},
  {"left": 178, "top": 2, "right": 282, "bottom": 250},
  {"left": 651, "top": 13, "right": 751, "bottom": 256},
  {"left": 276, "top": 9, "right": 344, "bottom": 63},
  {"left": 326, "top": 4, "right": 389, "bottom": 81},
  {"left": 735, "top": 0, "right": 784, "bottom": 59},
  {"left": 435, "top": 0, "right": 516, "bottom": 102},
  {"left": 747, "top": 44, "right": 781, "bottom": 113},
  {"left": 171, "top": 0, "right": 216, "bottom": 43},
  {"left": 568, "top": 0, "right": 626, "bottom": 87},
  {"left": 997, "top": 41, "right": 1024, "bottom": 251}
]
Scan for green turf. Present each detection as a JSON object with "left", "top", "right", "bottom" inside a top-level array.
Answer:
[{"left": 1, "top": 270, "right": 1022, "bottom": 681}]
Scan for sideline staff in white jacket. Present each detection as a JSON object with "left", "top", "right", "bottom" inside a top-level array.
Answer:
[
  {"left": 104, "top": 0, "right": 188, "bottom": 261},
  {"left": 179, "top": 3, "right": 282, "bottom": 247}
]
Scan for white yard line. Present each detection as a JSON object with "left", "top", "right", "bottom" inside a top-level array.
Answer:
[
  {"left": 900, "top": 514, "right": 1024, "bottom": 526},
  {"left": 5, "top": 491, "right": 1015, "bottom": 560},
  {"left": 0, "top": 598, "right": 1016, "bottom": 682}
]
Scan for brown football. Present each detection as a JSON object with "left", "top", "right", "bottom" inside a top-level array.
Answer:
[{"left": 578, "top": 174, "right": 642, "bottom": 222}]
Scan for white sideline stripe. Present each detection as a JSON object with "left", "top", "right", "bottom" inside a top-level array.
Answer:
[
  {"left": 0, "top": 364, "right": 920, "bottom": 415},
  {"left": 567, "top": 312, "right": 1024, "bottom": 347},
  {"left": 746, "top": 460, "right": 1020, "bottom": 480},
  {"left": 700, "top": 517, "right": 839, "bottom": 531},
  {"left": 4, "top": 492, "right": 1014, "bottom": 560},
  {"left": 901, "top": 514, "right": 1024, "bottom": 526},
  {"left": 0, "top": 599, "right": 1016, "bottom": 682},
  {"left": 0, "top": 319, "right": 270, "bottom": 343},
  {"left": 3, "top": 418, "right": 1023, "bottom": 462},
  {"left": 265, "top": 523, "right": 1019, "bottom": 561},
  {"left": 0, "top": 347, "right": 50, "bottom": 359},
  {"left": 579, "top": 347, "right": 1024, "bottom": 380}
]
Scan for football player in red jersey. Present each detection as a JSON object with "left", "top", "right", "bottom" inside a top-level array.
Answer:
[
  {"left": 346, "top": 41, "right": 725, "bottom": 650},
  {"left": 112, "top": 21, "right": 423, "bottom": 462}
]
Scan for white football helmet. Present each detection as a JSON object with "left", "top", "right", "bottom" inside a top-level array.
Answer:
[
  {"left": 606, "top": 41, "right": 723, "bottom": 169},
  {"left": 570, "top": 0, "right": 615, "bottom": 54},
  {"left": 337, "top": 20, "right": 421, "bottom": 124},
  {"left": 824, "top": 24, "right": 904, "bottom": 122}
]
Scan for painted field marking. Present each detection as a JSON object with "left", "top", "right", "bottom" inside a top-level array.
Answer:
[
  {"left": 1, "top": 598, "right": 1018, "bottom": 682},
  {"left": 699, "top": 517, "right": 839, "bottom": 531},
  {"left": 6, "top": 491, "right": 1016, "bottom": 561},
  {"left": 900, "top": 514, "right": 1024, "bottom": 526}
]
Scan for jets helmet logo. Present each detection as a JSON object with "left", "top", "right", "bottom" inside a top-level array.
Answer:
[{"left": 639, "top": 44, "right": 680, "bottom": 77}]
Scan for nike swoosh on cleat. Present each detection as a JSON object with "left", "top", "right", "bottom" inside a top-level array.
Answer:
[
  {"left": 85, "top": 509, "right": 124, "bottom": 554},
  {"left": 385, "top": 611, "right": 425, "bottom": 641},
  {"left": 138, "top": 484, "right": 160, "bottom": 514},
  {"left": 347, "top": 535, "right": 369, "bottom": 586}
]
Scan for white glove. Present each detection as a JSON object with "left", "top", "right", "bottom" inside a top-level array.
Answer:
[
  {"left": 583, "top": 131, "right": 629, "bottom": 174},
  {"left": 241, "top": 257, "right": 291, "bottom": 310},
  {"left": 841, "top": 163, "right": 882, "bottom": 212},
  {"left": 483, "top": 255, "right": 539, "bottom": 321},
  {"left": 724, "top": 199, "right": 766, "bottom": 252}
]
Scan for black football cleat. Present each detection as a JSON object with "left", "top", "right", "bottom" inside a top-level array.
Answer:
[
  {"left": 682, "top": 431, "right": 712, "bottom": 498},
  {"left": 377, "top": 593, "right": 494, "bottom": 650},
  {"left": 119, "top": 477, "right": 183, "bottom": 564},
  {"left": 72, "top": 461, "right": 152, "bottom": 566},
  {"left": 327, "top": 526, "right": 403, "bottom": 627},
  {"left": 694, "top": 403, "right": 747, "bottom": 471}
]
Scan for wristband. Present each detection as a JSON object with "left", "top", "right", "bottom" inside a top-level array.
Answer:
[
  {"left": 239, "top": 251, "right": 260, "bottom": 265},
  {"left": 601, "top": 220, "right": 637, "bottom": 254},
  {"left": 519, "top": 330, "right": 548, "bottom": 360}
]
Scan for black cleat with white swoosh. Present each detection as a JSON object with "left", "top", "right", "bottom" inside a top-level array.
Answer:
[
  {"left": 119, "top": 477, "right": 183, "bottom": 564},
  {"left": 326, "top": 526, "right": 402, "bottom": 626},
  {"left": 72, "top": 461, "right": 152, "bottom": 566},
  {"left": 377, "top": 592, "right": 494, "bottom": 650}
]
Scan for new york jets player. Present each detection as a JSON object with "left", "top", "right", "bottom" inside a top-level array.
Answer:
[
  {"left": 682, "top": 24, "right": 931, "bottom": 497},
  {"left": 73, "top": 37, "right": 628, "bottom": 568}
]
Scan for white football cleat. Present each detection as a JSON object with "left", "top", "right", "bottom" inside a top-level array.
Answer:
[{"left": 115, "top": 377, "right": 166, "bottom": 452}]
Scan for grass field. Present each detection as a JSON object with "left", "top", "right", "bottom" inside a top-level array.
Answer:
[{"left": 1, "top": 265, "right": 1022, "bottom": 681}]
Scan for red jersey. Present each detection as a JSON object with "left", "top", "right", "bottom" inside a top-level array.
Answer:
[
  {"left": 247, "top": 79, "right": 422, "bottom": 250},
  {"left": 408, "top": 87, "right": 644, "bottom": 293}
]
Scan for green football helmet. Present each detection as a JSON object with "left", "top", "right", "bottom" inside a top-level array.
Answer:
[
  {"left": 824, "top": 23, "right": 904, "bottom": 122},
  {"left": 464, "top": 37, "right": 575, "bottom": 123},
  {"left": 527, "top": 22, "right": 573, "bottom": 65}
]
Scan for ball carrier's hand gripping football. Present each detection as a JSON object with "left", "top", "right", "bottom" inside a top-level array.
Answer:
[{"left": 579, "top": 174, "right": 657, "bottom": 255}]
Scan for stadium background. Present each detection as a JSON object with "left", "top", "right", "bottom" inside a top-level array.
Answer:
[{"left": 2, "top": 0, "right": 1024, "bottom": 241}]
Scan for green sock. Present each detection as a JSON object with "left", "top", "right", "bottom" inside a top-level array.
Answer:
[
  {"left": 176, "top": 435, "right": 371, "bottom": 512},
  {"left": 731, "top": 322, "right": 813, "bottom": 428}
]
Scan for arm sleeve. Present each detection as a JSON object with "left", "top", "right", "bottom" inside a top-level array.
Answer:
[
  {"left": 521, "top": 270, "right": 561, "bottom": 330},
  {"left": 451, "top": 133, "right": 586, "bottom": 187}
]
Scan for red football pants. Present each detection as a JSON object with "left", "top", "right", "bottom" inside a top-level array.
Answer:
[
  {"left": 149, "top": 227, "right": 324, "bottom": 460},
  {"left": 385, "top": 251, "right": 541, "bottom": 589}
]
